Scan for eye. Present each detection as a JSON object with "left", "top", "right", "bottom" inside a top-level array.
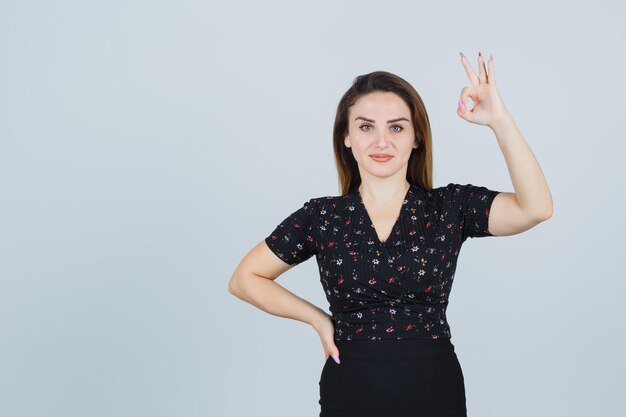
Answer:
[
  {"left": 391, "top": 125, "right": 403, "bottom": 132},
  {"left": 359, "top": 124, "right": 373, "bottom": 132}
]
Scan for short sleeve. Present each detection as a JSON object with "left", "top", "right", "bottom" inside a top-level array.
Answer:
[
  {"left": 443, "top": 183, "right": 501, "bottom": 242},
  {"left": 264, "top": 198, "right": 318, "bottom": 266},
  {"left": 458, "top": 183, "right": 500, "bottom": 241}
]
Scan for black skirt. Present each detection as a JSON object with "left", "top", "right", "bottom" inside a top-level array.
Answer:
[{"left": 318, "top": 337, "right": 467, "bottom": 417}]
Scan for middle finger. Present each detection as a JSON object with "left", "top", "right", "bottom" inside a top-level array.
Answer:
[{"left": 478, "top": 52, "right": 488, "bottom": 83}]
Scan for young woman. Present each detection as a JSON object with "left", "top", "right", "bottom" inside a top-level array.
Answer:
[{"left": 228, "top": 52, "right": 553, "bottom": 417}]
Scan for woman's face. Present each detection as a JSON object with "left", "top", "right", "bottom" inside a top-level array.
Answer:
[{"left": 344, "top": 91, "right": 418, "bottom": 181}]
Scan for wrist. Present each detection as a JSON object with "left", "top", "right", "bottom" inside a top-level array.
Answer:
[
  {"left": 309, "top": 308, "right": 329, "bottom": 331},
  {"left": 489, "top": 111, "right": 515, "bottom": 133}
]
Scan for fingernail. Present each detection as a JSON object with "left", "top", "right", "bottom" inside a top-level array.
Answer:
[{"left": 332, "top": 353, "right": 340, "bottom": 364}]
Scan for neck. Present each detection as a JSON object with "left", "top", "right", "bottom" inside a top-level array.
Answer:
[{"left": 358, "top": 181, "right": 410, "bottom": 204}]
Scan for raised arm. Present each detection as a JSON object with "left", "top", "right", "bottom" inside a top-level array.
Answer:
[{"left": 457, "top": 51, "right": 553, "bottom": 236}]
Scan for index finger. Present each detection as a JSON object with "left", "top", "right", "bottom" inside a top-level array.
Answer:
[{"left": 459, "top": 51, "right": 479, "bottom": 86}]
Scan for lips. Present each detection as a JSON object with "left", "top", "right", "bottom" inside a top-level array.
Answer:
[{"left": 370, "top": 154, "right": 393, "bottom": 162}]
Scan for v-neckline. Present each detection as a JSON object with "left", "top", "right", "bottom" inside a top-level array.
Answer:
[{"left": 356, "top": 184, "right": 413, "bottom": 248}]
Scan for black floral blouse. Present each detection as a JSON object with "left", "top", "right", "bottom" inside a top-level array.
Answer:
[{"left": 264, "top": 183, "right": 501, "bottom": 341}]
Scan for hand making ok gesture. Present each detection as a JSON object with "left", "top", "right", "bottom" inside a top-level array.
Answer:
[{"left": 457, "top": 51, "right": 511, "bottom": 128}]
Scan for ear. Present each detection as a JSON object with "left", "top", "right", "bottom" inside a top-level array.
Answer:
[{"left": 344, "top": 133, "right": 351, "bottom": 148}]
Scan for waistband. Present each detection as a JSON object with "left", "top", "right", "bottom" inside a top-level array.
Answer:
[{"left": 335, "top": 337, "right": 455, "bottom": 360}]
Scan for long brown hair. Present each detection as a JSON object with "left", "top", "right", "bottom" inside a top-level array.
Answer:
[{"left": 333, "top": 71, "right": 434, "bottom": 196}]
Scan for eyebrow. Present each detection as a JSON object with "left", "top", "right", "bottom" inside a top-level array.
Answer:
[{"left": 354, "top": 116, "right": 410, "bottom": 123}]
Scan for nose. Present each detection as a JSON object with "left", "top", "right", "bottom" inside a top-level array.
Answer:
[{"left": 375, "top": 131, "right": 390, "bottom": 149}]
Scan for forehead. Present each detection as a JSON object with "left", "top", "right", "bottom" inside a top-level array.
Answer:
[{"left": 350, "top": 92, "right": 410, "bottom": 118}]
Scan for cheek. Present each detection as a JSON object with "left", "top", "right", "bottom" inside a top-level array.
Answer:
[{"left": 350, "top": 141, "right": 369, "bottom": 157}]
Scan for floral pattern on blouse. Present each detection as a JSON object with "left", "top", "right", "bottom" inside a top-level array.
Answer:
[{"left": 264, "top": 183, "right": 500, "bottom": 341}]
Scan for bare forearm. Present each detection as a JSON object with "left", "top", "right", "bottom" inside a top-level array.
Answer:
[
  {"left": 229, "top": 273, "right": 327, "bottom": 329},
  {"left": 490, "top": 113, "right": 553, "bottom": 219}
]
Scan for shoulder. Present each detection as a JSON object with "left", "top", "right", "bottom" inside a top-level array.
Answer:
[
  {"left": 294, "top": 193, "right": 356, "bottom": 226},
  {"left": 422, "top": 183, "right": 482, "bottom": 212},
  {"left": 432, "top": 183, "right": 466, "bottom": 196},
  {"left": 413, "top": 183, "right": 460, "bottom": 204},
  {"left": 428, "top": 182, "right": 485, "bottom": 199},
  {"left": 428, "top": 183, "right": 500, "bottom": 213},
  {"left": 306, "top": 193, "right": 351, "bottom": 213}
]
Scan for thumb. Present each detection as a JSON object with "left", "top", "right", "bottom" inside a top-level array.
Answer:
[
  {"left": 330, "top": 346, "right": 341, "bottom": 364},
  {"left": 457, "top": 96, "right": 469, "bottom": 120},
  {"left": 457, "top": 86, "right": 474, "bottom": 121}
]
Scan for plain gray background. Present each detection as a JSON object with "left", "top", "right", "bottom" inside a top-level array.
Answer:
[{"left": 1, "top": 1, "right": 624, "bottom": 416}]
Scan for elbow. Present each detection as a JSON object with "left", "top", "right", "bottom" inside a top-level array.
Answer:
[
  {"left": 540, "top": 195, "right": 554, "bottom": 221},
  {"left": 544, "top": 209, "right": 553, "bottom": 221},
  {"left": 227, "top": 276, "right": 242, "bottom": 297},
  {"left": 540, "top": 203, "right": 554, "bottom": 221},
  {"left": 533, "top": 206, "right": 553, "bottom": 223},
  {"left": 228, "top": 271, "right": 257, "bottom": 298}
]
